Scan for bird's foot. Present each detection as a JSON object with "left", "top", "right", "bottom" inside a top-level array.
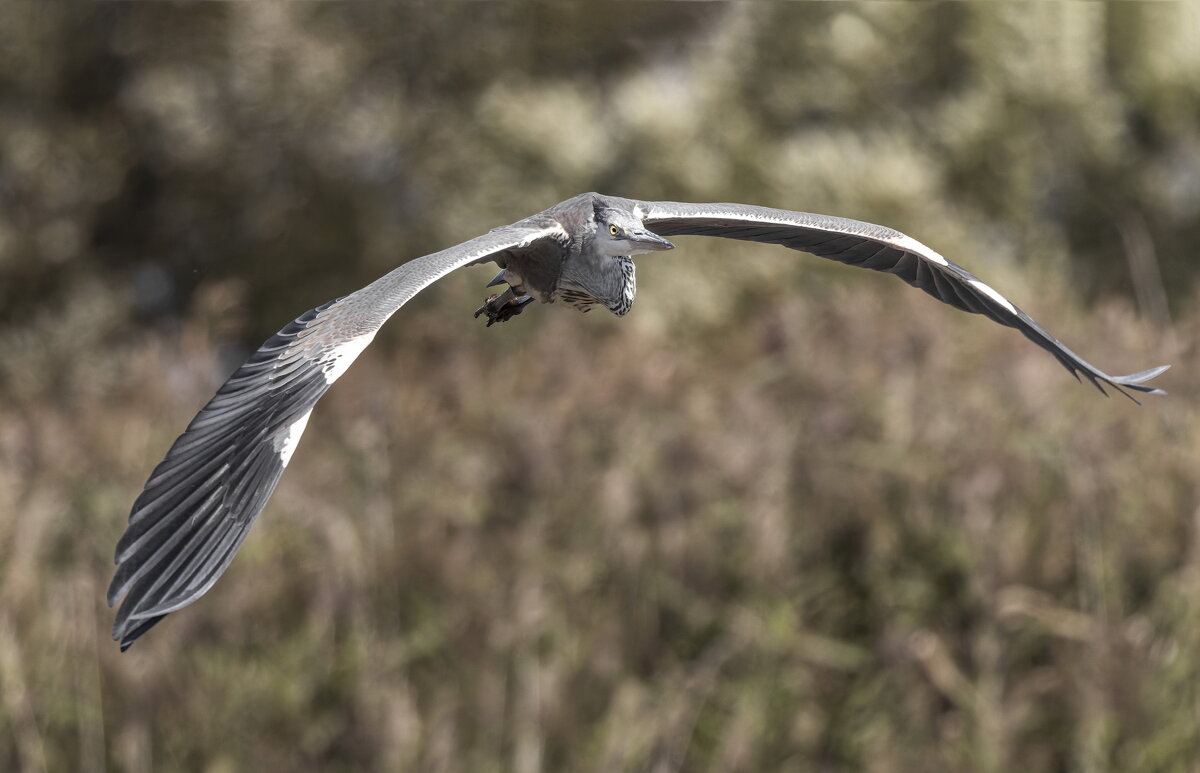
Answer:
[{"left": 474, "top": 290, "right": 534, "bottom": 327}]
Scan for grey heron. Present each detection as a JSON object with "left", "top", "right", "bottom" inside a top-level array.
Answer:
[{"left": 107, "top": 192, "right": 1168, "bottom": 650}]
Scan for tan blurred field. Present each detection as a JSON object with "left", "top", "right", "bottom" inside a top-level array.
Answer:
[
  {"left": 4, "top": 3, "right": 1200, "bottom": 771},
  {"left": 2, "top": 253, "right": 1195, "bottom": 771}
]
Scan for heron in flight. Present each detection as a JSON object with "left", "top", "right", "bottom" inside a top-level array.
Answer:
[{"left": 108, "top": 192, "right": 1168, "bottom": 649}]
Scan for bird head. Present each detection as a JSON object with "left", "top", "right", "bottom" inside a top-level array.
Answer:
[{"left": 594, "top": 208, "right": 675, "bottom": 257}]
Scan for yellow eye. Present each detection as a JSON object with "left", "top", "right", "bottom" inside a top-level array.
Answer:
[{"left": 609, "top": 225, "right": 620, "bottom": 236}]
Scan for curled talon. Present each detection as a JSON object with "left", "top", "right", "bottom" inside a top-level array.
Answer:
[
  {"left": 473, "top": 293, "right": 500, "bottom": 319},
  {"left": 474, "top": 289, "right": 534, "bottom": 326}
]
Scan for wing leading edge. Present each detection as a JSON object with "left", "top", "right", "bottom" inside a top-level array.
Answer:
[{"left": 640, "top": 200, "right": 1168, "bottom": 400}]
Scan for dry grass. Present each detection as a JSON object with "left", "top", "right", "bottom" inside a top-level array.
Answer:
[{"left": 0, "top": 259, "right": 1195, "bottom": 772}]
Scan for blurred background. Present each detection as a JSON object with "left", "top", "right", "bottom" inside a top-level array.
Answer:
[{"left": 1, "top": 3, "right": 1198, "bottom": 771}]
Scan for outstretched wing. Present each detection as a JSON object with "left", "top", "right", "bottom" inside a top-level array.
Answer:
[
  {"left": 640, "top": 200, "right": 1168, "bottom": 399},
  {"left": 108, "top": 219, "right": 568, "bottom": 650}
]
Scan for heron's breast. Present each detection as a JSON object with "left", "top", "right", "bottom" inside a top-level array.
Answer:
[
  {"left": 552, "top": 257, "right": 636, "bottom": 316},
  {"left": 551, "top": 279, "right": 603, "bottom": 313}
]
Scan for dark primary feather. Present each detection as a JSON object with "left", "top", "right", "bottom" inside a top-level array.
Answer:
[
  {"left": 107, "top": 303, "right": 337, "bottom": 649},
  {"left": 640, "top": 200, "right": 1168, "bottom": 401}
]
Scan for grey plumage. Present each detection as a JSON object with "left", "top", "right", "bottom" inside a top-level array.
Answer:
[{"left": 108, "top": 192, "right": 1168, "bottom": 650}]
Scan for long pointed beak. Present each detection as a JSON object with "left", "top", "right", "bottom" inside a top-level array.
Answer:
[{"left": 629, "top": 229, "right": 675, "bottom": 252}]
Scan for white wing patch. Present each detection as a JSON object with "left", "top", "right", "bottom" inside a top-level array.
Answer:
[
  {"left": 520, "top": 223, "right": 568, "bottom": 246},
  {"left": 967, "top": 279, "right": 1017, "bottom": 314},
  {"left": 322, "top": 331, "right": 377, "bottom": 385},
  {"left": 889, "top": 233, "right": 949, "bottom": 266},
  {"left": 275, "top": 408, "right": 312, "bottom": 467}
]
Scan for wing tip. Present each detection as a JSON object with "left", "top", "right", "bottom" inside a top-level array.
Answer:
[
  {"left": 113, "top": 614, "right": 165, "bottom": 651},
  {"left": 1110, "top": 363, "right": 1170, "bottom": 394},
  {"left": 1098, "top": 363, "right": 1170, "bottom": 404}
]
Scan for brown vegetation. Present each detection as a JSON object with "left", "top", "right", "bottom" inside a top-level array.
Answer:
[{"left": 1, "top": 261, "right": 1193, "bottom": 771}]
